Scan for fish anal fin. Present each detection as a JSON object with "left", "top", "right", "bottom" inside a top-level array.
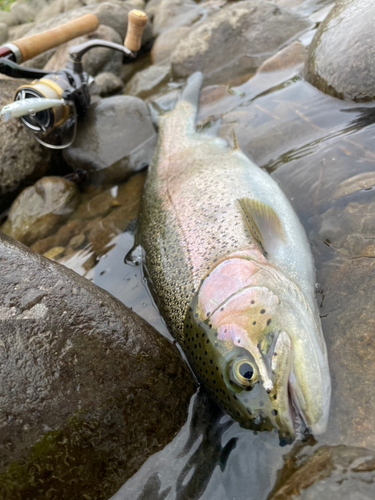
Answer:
[{"left": 236, "top": 198, "right": 285, "bottom": 254}]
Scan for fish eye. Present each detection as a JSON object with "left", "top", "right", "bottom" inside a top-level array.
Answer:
[{"left": 230, "top": 356, "right": 258, "bottom": 388}]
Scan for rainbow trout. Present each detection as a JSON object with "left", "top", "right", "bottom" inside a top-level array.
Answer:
[{"left": 138, "top": 72, "right": 331, "bottom": 445}]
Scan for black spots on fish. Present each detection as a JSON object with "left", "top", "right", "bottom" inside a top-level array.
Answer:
[
  {"left": 267, "top": 319, "right": 272, "bottom": 326},
  {"left": 227, "top": 396, "right": 231, "bottom": 402},
  {"left": 194, "top": 344, "right": 197, "bottom": 349},
  {"left": 252, "top": 321, "right": 256, "bottom": 326},
  {"left": 216, "top": 367, "right": 219, "bottom": 371},
  {"left": 209, "top": 324, "right": 212, "bottom": 329},
  {"left": 259, "top": 400, "right": 264, "bottom": 407},
  {"left": 211, "top": 371, "right": 214, "bottom": 376},
  {"left": 195, "top": 313, "right": 198, "bottom": 318},
  {"left": 272, "top": 410, "right": 278, "bottom": 416},
  {"left": 202, "top": 333, "right": 205, "bottom": 338},
  {"left": 205, "top": 350, "right": 208, "bottom": 356},
  {"left": 251, "top": 300, "right": 255, "bottom": 305},
  {"left": 233, "top": 395, "right": 238, "bottom": 401},
  {"left": 214, "top": 332, "right": 218, "bottom": 337},
  {"left": 273, "top": 394, "right": 277, "bottom": 400},
  {"left": 206, "top": 312, "right": 210, "bottom": 317},
  {"left": 206, "top": 339, "right": 210, "bottom": 344},
  {"left": 199, "top": 343, "right": 202, "bottom": 348},
  {"left": 220, "top": 307, "right": 224, "bottom": 312},
  {"left": 203, "top": 361, "right": 206, "bottom": 366},
  {"left": 196, "top": 333, "right": 199, "bottom": 339},
  {"left": 273, "top": 352, "right": 277, "bottom": 357},
  {"left": 210, "top": 359, "right": 213, "bottom": 365},
  {"left": 260, "top": 309, "right": 266, "bottom": 314}
]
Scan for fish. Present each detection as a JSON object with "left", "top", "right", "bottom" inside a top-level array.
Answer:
[{"left": 138, "top": 72, "right": 331, "bottom": 445}]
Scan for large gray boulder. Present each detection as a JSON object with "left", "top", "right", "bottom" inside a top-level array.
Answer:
[
  {"left": 0, "top": 231, "right": 196, "bottom": 500},
  {"left": 63, "top": 95, "right": 157, "bottom": 184},
  {"left": 171, "top": 0, "right": 311, "bottom": 85},
  {"left": 305, "top": 0, "right": 375, "bottom": 101},
  {"left": 0, "top": 79, "right": 51, "bottom": 213}
]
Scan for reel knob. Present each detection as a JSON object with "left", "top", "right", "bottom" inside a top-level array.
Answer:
[{"left": 124, "top": 10, "right": 148, "bottom": 52}]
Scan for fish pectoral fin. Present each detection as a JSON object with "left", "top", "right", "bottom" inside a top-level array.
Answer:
[{"left": 236, "top": 198, "right": 285, "bottom": 254}]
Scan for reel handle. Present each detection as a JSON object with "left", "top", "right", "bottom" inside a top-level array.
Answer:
[
  {"left": 124, "top": 10, "right": 148, "bottom": 52},
  {"left": 10, "top": 14, "right": 100, "bottom": 63}
]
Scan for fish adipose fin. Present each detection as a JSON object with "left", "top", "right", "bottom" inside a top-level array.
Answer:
[{"left": 236, "top": 198, "right": 285, "bottom": 255}]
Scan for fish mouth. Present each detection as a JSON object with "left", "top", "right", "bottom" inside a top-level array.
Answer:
[{"left": 271, "top": 331, "right": 307, "bottom": 446}]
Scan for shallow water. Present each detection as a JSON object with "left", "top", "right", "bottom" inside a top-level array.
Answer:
[{"left": 23, "top": 0, "right": 375, "bottom": 497}]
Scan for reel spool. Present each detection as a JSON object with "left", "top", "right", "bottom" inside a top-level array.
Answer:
[
  {"left": 14, "top": 72, "right": 80, "bottom": 149},
  {"left": 0, "top": 10, "right": 148, "bottom": 149}
]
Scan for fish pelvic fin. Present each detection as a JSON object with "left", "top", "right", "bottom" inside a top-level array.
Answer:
[{"left": 236, "top": 198, "right": 285, "bottom": 255}]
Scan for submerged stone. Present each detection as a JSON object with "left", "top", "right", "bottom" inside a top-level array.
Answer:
[
  {"left": 305, "top": 0, "right": 375, "bottom": 101},
  {"left": 171, "top": 0, "right": 311, "bottom": 85},
  {"left": 124, "top": 64, "right": 171, "bottom": 99},
  {"left": 63, "top": 95, "right": 157, "bottom": 184},
  {"left": 1, "top": 176, "right": 79, "bottom": 247},
  {"left": 0, "top": 232, "right": 196, "bottom": 500},
  {"left": 269, "top": 443, "right": 375, "bottom": 499}
]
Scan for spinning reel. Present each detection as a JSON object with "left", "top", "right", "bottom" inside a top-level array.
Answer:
[{"left": 0, "top": 10, "right": 148, "bottom": 149}]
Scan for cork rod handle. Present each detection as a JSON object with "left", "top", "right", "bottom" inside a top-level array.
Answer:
[
  {"left": 124, "top": 10, "right": 148, "bottom": 52},
  {"left": 12, "top": 14, "right": 100, "bottom": 63}
]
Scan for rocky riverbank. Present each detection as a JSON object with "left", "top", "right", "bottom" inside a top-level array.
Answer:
[{"left": 1, "top": 0, "right": 375, "bottom": 499}]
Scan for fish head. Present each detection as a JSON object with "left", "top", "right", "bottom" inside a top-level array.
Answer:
[{"left": 183, "top": 257, "right": 330, "bottom": 445}]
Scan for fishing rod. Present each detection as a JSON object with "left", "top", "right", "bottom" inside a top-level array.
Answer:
[{"left": 0, "top": 10, "right": 148, "bottom": 149}]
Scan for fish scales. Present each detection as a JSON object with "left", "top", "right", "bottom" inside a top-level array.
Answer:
[{"left": 138, "top": 73, "right": 331, "bottom": 444}]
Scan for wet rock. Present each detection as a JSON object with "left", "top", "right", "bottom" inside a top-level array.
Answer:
[
  {"left": 319, "top": 198, "right": 375, "bottom": 258},
  {"left": 269, "top": 443, "right": 375, "bottom": 499},
  {"left": 1, "top": 177, "right": 79, "bottom": 247},
  {"left": 0, "top": 231, "right": 196, "bottom": 500},
  {"left": 30, "top": 219, "right": 83, "bottom": 254},
  {"left": 93, "top": 71, "right": 124, "bottom": 97},
  {"left": 258, "top": 41, "right": 307, "bottom": 73},
  {"left": 34, "top": 0, "right": 64, "bottom": 24},
  {"left": 0, "top": 22, "right": 8, "bottom": 44},
  {"left": 330, "top": 171, "right": 375, "bottom": 201},
  {"left": 171, "top": 0, "right": 311, "bottom": 85},
  {"left": 120, "top": 51, "right": 152, "bottom": 84},
  {"left": 9, "top": 0, "right": 45, "bottom": 25},
  {"left": 63, "top": 96, "right": 156, "bottom": 184},
  {"left": 124, "top": 64, "right": 171, "bottom": 98},
  {"left": 305, "top": 0, "right": 375, "bottom": 101},
  {"left": 62, "top": 0, "right": 83, "bottom": 11},
  {"left": 43, "top": 245, "right": 65, "bottom": 259},
  {"left": 0, "top": 79, "right": 52, "bottom": 211},
  {"left": 153, "top": 0, "right": 203, "bottom": 35},
  {"left": 125, "top": 0, "right": 145, "bottom": 8},
  {"left": 151, "top": 26, "right": 190, "bottom": 64},
  {"left": 86, "top": 172, "right": 146, "bottom": 255},
  {"left": 44, "top": 24, "right": 123, "bottom": 77},
  {"left": 94, "top": 1, "right": 152, "bottom": 42},
  {"left": 0, "top": 10, "right": 17, "bottom": 27},
  {"left": 8, "top": 21, "right": 35, "bottom": 41}
]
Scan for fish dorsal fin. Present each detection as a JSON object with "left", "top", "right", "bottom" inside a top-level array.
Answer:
[{"left": 236, "top": 198, "right": 285, "bottom": 255}]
